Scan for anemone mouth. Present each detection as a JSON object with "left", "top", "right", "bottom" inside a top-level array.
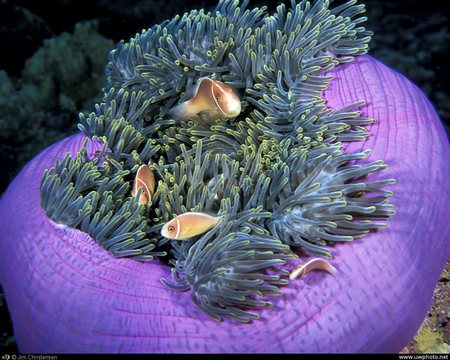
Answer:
[{"left": 39, "top": 0, "right": 396, "bottom": 323}]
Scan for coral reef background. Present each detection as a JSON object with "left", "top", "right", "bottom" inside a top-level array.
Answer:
[{"left": 0, "top": 0, "right": 448, "bottom": 353}]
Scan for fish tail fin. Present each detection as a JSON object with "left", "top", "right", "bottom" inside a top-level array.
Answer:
[{"left": 170, "top": 101, "right": 193, "bottom": 121}]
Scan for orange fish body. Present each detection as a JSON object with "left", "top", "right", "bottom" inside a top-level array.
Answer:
[
  {"left": 289, "top": 258, "right": 337, "bottom": 280},
  {"left": 131, "top": 164, "right": 155, "bottom": 205},
  {"left": 171, "top": 78, "right": 241, "bottom": 120},
  {"left": 161, "top": 212, "right": 221, "bottom": 240}
]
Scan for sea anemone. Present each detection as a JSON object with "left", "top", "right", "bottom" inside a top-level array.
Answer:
[{"left": 0, "top": 0, "right": 448, "bottom": 353}]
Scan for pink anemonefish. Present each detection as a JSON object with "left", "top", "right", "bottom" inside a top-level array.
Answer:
[
  {"left": 161, "top": 212, "right": 221, "bottom": 240},
  {"left": 171, "top": 78, "right": 241, "bottom": 121},
  {"left": 289, "top": 258, "right": 337, "bottom": 280},
  {"left": 131, "top": 164, "right": 156, "bottom": 206}
]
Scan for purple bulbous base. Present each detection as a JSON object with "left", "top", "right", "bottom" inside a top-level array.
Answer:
[{"left": 0, "top": 55, "right": 448, "bottom": 353}]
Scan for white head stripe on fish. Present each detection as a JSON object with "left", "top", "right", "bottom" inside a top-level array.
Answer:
[
  {"left": 175, "top": 217, "right": 181, "bottom": 240},
  {"left": 137, "top": 179, "right": 148, "bottom": 195},
  {"left": 210, "top": 80, "right": 230, "bottom": 115}
]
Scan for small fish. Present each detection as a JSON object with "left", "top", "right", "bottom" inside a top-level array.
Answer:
[
  {"left": 131, "top": 164, "right": 155, "bottom": 205},
  {"left": 161, "top": 212, "right": 221, "bottom": 240},
  {"left": 171, "top": 78, "right": 241, "bottom": 121},
  {"left": 289, "top": 258, "right": 337, "bottom": 280}
]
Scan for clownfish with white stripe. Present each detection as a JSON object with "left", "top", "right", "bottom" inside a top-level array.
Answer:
[
  {"left": 170, "top": 78, "right": 241, "bottom": 121},
  {"left": 289, "top": 258, "right": 337, "bottom": 280},
  {"left": 160, "top": 212, "right": 221, "bottom": 240},
  {"left": 131, "top": 164, "right": 155, "bottom": 206}
]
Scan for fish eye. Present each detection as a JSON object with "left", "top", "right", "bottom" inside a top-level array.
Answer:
[
  {"left": 168, "top": 225, "right": 175, "bottom": 232},
  {"left": 215, "top": 95, "right": 221, "bottom": 102}
]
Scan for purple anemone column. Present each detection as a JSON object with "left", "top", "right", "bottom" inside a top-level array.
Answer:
[{"left": 0, "top": 55, "right": 448, "bottom": 353}]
